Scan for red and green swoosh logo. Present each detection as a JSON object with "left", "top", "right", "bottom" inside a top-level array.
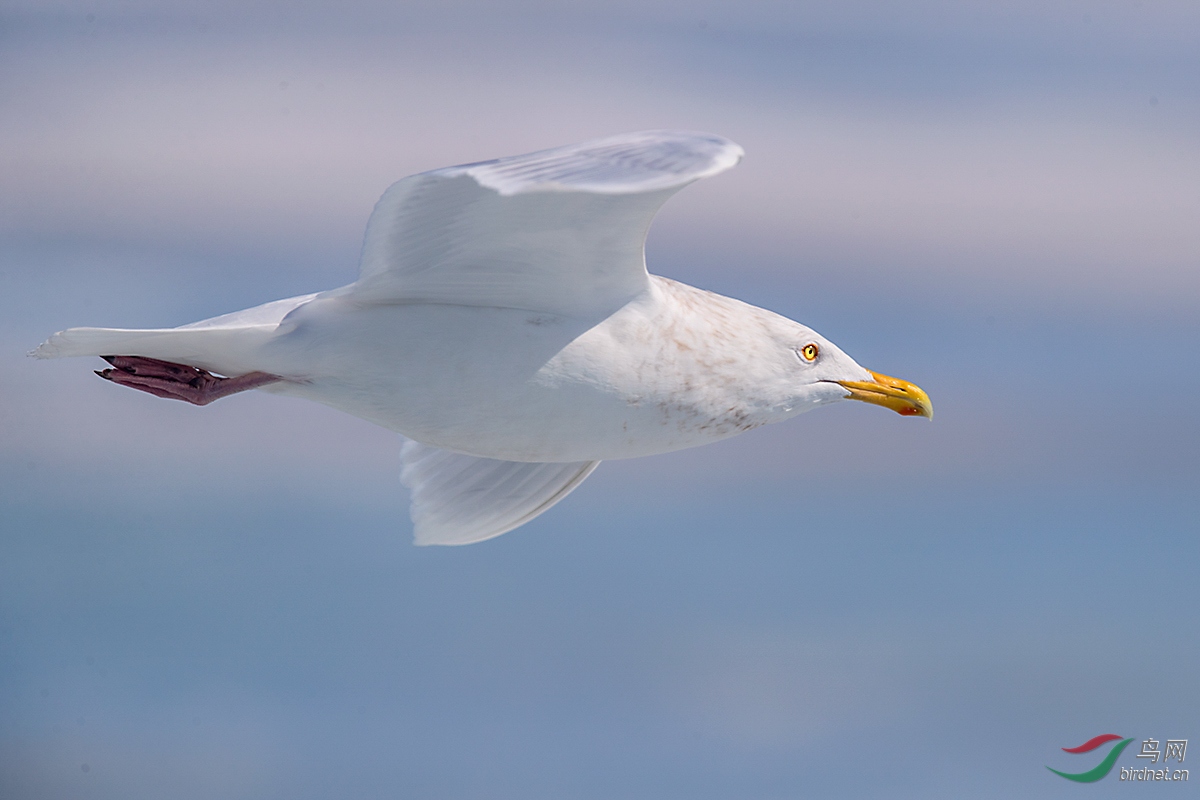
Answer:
[{"left": 1047, "top": 734, "right": 1135, "bottom": 782}]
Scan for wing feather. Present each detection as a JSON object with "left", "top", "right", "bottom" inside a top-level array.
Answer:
[
  {"left": 352, "top": 131, "right": 742, "bottom": 316},
  {"left": 400, "top": 439, "right": 599, "bottom": 546}
]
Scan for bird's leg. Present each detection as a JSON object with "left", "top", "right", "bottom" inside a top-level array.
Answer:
[{"left": 95, "top": 356, "right": 282, "bottom": 406}]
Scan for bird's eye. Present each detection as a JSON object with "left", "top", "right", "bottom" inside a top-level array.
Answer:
[{"left": 799, "top": 343, "right": 819, "bottom": 362}]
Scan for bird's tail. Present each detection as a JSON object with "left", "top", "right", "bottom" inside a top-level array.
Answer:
[
  {"left": 30, "top": 326, "right": 279, "bottom": 377},
  {"left": 31, "top": 292, "right": 319, "bottom": 377}
]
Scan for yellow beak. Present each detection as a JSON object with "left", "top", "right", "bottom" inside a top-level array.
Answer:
[{"left": 835, "top": 370, "right": 933, "bottom": 419}]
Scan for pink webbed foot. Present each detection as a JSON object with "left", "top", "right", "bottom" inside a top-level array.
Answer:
[{"left": 95, "top": 356, "right": 281, "bottom": 406}]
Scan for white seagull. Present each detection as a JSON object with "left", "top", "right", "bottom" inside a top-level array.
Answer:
[{"left": 34, "top": 131, "right": 932, "bottom": 545}]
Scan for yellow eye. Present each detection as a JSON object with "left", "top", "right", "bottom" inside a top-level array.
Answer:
[{"left": 800, "top": 343, "right": 819, "bottom": 362}]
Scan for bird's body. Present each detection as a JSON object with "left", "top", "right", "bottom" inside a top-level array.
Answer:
[
  {"left": 239, "top": 275, "right": 858, "bottom": 462},
  {"left": 35, "top": 131, "right": 930, "bottom": 544}
]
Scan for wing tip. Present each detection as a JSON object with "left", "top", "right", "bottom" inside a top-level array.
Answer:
[
  {"left": 412, "top": 521, "right": 518, "bottom": 547},
  {"left": 447, "top": 129, "right": 744, "bottom": 196}
]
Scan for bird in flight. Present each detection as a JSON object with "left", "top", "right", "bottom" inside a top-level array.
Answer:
[{"left": 35, "top": 131, "right": 931, "bottom": 545}]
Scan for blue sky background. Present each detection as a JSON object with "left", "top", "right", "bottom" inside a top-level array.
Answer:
[{"left": 2, "top": 2, "right": 1198, "bottom": 798}]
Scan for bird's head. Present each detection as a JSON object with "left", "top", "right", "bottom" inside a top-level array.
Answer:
[
  {"left": 769, "top": 323, "right": 933, "bottom": 420},
  {"left": 653, "top": 280, "right": 932, "bottom": 422}
]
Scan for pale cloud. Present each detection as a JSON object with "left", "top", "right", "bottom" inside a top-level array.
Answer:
[{"left": 2, "top": 5, "right": 1198, "bottom": 305}]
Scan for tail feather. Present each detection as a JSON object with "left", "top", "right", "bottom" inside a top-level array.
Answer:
[
  {"left": 31, "top": 326, "right": 277, "bottom": 377},
  {"left": 31, "top": 292, "right": 319, "bottom": 376}
]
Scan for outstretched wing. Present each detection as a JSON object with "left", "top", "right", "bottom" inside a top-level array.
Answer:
[
  {"left": 400, "top": 439, "right": 599, "bottom": 546},
  {"left": 351, "top": 131, "right": 743, "bottom": 316}
]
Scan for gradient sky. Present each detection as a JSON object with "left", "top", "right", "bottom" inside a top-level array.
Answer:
[{"left": 2, "top": 3, "right": 1198, "bottom": 798}]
